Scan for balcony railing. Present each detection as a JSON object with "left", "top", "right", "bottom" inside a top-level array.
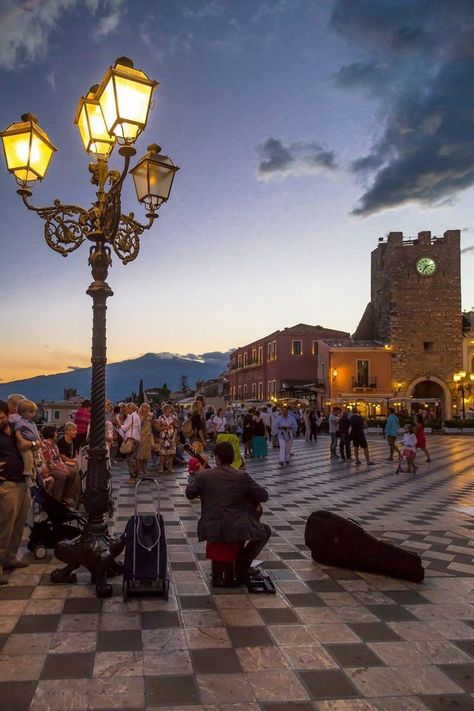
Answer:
[{"left": 352, "top": 377, "right": 377, "bottom": 389}]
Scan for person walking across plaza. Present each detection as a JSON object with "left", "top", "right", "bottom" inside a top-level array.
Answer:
[
  {"left": 270, "top": 406, "right": 280, "bottom": 448},
  {"left": 276, "top": 405, "right": 297, "bottom": 466},
  {"left": 398, "top": 424, "right": 418, "bottom": 474},
  {"left": 384, "top": 408, "right": 401, "bottom": 461},
  {"left": 0, "top": 400, "right": 30, "bottom": 585},
  {"left": 415, "top": 413, "right": 431, "bottom": 462},
  {"left": 338, "top": 409, "right": 352, "bottom": 460},
  {"left": 349, "top": 409, "right": 374, "bottom": 466},
  {"left": 329, "top": 407, "right": 341, "bottom": 459}
]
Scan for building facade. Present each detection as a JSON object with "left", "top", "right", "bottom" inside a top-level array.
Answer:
[
  {"left": 318, "top": 340, "right": 393, "bottom": 419},
  {"left": 228, "top": 323, "right": 349, "bottom": 404},
  {"left": 354, "top": 230, "right": 463, "bottom": 418},
  {"left": 42, "top": 396, "right": 85, "bottom": 427}
]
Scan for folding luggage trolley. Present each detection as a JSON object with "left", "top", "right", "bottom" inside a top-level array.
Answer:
[{"left": 122, "top": 477, "right": 169, "bottom": 601}]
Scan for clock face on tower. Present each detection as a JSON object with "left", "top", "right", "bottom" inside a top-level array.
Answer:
[{"left": 416, "top": 256, "right": 437, "bottom": 276}]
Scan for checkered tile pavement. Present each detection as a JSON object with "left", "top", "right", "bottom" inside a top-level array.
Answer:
[{"left": 1, "top": 435, "right": 474, "bottom": 710}]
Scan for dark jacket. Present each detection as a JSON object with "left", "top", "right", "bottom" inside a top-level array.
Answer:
[
  {"left": 0, "top": 429, "right": 25, "bottom": 483},
  {"left": 338, "top": 413, "right": 350, "bottom": 435},
  {"left": 185, "top": 465, "right": 268, "bottom": 542}
]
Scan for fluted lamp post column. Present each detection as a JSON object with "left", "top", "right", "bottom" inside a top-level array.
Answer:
[{"left": 1, "top": 57, "right": 179, "bottom": 597}]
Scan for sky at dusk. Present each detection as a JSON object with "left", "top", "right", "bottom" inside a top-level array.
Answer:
[{"left": 1, "top": 0, "right": 474, "bottom": 383}]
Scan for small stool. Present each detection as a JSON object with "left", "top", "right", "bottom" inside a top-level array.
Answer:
[
  {"left": 206, "top": 542, "right": 242, "bottom": 588},
  {"left": 211, "top": 560, "right": 238, "bottom": 587}
]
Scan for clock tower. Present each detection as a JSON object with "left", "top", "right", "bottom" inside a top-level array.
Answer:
[{"left": 354, "top": 230, "right": 463, "bottom": 418}]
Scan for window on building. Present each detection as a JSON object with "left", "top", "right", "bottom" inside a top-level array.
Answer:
[
  {"left": 244, "top": 352, "right": 248, "bottom": 367},
  {"left": 267, "top": 381, "right": 272, "bottom": 398},
  {"left": 252, "top": 348, "right": 257, "bottom": 363},
  {"left": 292, "top": 339, "right": 302, "bottom": 355},
  {"left": 238, "top": 385, "right": 242, "bottom": 399},
  {"left": 54, "top": 410, "right": 60, "bottom": 420},
  {"left": 243, "top": 384, "right": 248, "bottom": 398},
  {"left": 267, "top": 342, "right": 272, "bottom": 362},
  {"left": 423, "top": 341, "right": 434, "bottom": 352},
  {"left": 258, "top": 382, "right": 263, "bottom": 400},
  {"left": 272, "top": 380, "right": 276, "bottom": 395},
  {"left": 272, "top": 340, "right": 277, "bottom": 360},
  {"left": 312, "top": 341, "right": 319, "bottom": 356},
  {"left": 237, "top": 354, "right": 242, "bottom": 368},
  {"left": 258, "top": 345, "right": 263, "bottom": 364},
  {"left": 356, "top": 360, "right": 369, "bottom": 387},
  {"left": 252, "top": 383, "right": 256, "bottom": 398}
]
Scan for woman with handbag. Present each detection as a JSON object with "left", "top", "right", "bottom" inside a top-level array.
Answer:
[{"left": 119, "top": 403, "right": 142, "bottom": 484}]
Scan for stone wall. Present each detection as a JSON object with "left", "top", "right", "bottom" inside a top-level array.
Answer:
[{"left": 370, "top": 230, "right": 463, "bottom": 414}]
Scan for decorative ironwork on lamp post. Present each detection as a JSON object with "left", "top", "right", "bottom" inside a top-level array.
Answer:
[
  {"left": 1, "top": 57, "right": 179, "bottom": 597},
  {"left": 453, "top": 371, "right": 474, "bottom": 420}
]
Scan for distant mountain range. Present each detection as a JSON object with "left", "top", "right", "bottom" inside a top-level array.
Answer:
[{"left": 0, "top": 351, "right": 232, "bottom": 403}]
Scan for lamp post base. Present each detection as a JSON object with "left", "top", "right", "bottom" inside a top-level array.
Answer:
[{"left": 50, "top": 527, "right": 124, "bottom": 597}]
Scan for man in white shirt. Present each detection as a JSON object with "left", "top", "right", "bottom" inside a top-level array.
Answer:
[{"left": 276, "top": 406, "right": 297, "bottom": 466}]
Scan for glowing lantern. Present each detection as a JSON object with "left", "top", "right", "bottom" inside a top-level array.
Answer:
[
  {"left": 95, "top": 57, "right": 157, "bottom": 142},
  {"left": 74, "top": 85, "right": 115, "bottom": 156},
  {"left": 0, "top": 113, "right": 56, "bottom": 184}
]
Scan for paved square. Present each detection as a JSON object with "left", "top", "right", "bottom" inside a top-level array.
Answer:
[{"left": 1, "top": 435, "right": 474, "bottom": 710}]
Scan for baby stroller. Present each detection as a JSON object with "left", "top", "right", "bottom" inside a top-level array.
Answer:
[{"left": 27, "top": 475, "right": 87, "bottom": 560}]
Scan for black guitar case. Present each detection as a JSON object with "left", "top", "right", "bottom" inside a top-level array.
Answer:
[{"left": 304, "top": 510, "right": 424, "bottom": 583}]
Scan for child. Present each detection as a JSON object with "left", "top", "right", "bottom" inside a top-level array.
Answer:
[
  {"left": 187, "top": 440, "right": 208, "bottom": 475},
  {"left": 398, "top": 424, "right": 418, "bottom": 474},
  {"left": 12, "top": 400, "right": 53, "bottom": 490}
]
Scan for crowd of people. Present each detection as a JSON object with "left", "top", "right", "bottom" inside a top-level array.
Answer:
[
  {"left": 328, "top": 405, "right": 432, "bottom": 472},
  {"left": 0, "top": 391, "right": 437, "bottom": 587}
]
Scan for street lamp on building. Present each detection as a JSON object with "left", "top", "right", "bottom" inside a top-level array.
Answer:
[
  {"left": 453, "top": 371, "right": 474, "bottom": 420},
  {"left": 1, "top": 57, "right": 179, "bottom": 597}
]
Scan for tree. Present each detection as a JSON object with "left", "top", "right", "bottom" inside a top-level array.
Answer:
[
  {"left": 160, "top": 382, "right": 171, "bottom": 399},
  {"left": 137, "top": 379, "right": 144, "bottom": 405},
  {"left": 179, "top": 374, "right": 189, "bottom": 393}
]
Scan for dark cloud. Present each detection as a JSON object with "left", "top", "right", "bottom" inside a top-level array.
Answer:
[
  {"left": 461, "top": 245, "right": 474, "bottom": 254},
  {"left": 256, "top": 138, "right": 337, "bottom": 180},
  {"left": 331, "top": 0, "right": 474, "bottom": 215}
]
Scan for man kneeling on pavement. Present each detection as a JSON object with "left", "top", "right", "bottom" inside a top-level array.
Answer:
[{"left": 185, "top": 441, "right": 271, "bottom": 583}]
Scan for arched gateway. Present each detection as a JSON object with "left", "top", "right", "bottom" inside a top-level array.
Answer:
[{"left": 406, "top": 377, "right": 452, "bottom": 419}]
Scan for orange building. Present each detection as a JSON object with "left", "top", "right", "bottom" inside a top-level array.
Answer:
[{"left": 318, "top": 339, "right": 394, "bottom": 419}]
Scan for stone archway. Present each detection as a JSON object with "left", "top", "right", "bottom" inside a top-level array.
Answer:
[{"left": 406, "top": 376, "right": 452, "bottom": 419}]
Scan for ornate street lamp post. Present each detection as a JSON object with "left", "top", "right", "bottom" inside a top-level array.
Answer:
[
  {"left": 453, "top": 371, "right": 474, "bottom": 420},
  {"left": 1, "top": 57, "right": 179, "bottom": 597}
]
